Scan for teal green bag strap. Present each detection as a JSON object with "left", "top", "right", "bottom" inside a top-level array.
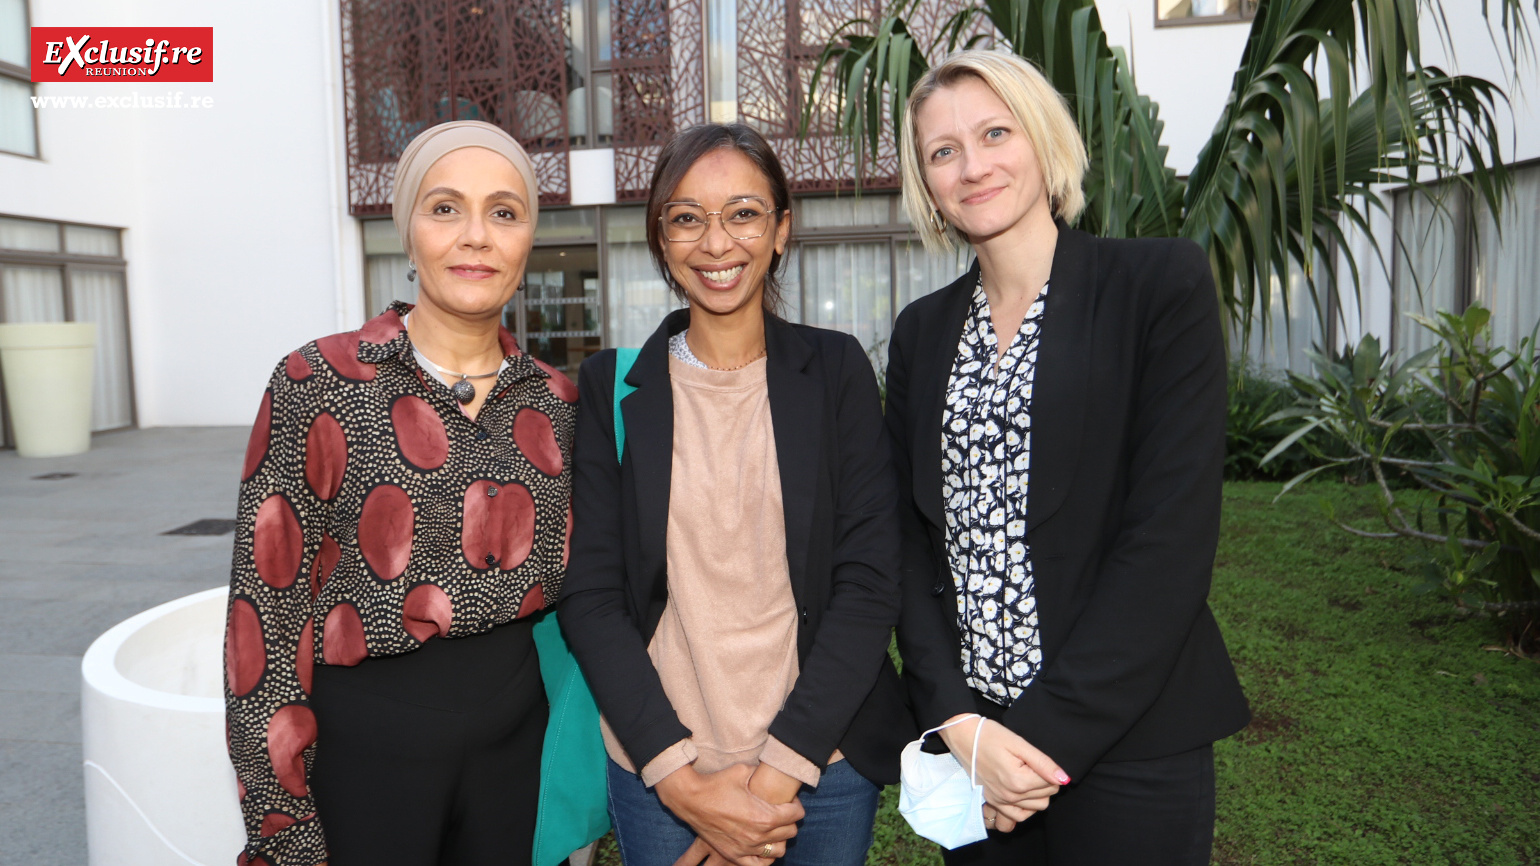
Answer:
[
  {"left": 530, "top": 348, "right": 638, "bottom": 866},
  {"left": 614, "top": 348, "right": 640, "bottom": 462}
]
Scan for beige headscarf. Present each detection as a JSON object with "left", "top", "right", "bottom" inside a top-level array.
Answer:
[{"left": 391, "top": 120, "right": 540, "bottom": 259}]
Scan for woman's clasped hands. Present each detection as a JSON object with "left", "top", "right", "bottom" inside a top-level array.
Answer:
[
  {"left": 936, "top": 716, "right": 1069, "bottom": 833},
  {"left": 658, "top": 762, "right": 805, "bottom": 866}
]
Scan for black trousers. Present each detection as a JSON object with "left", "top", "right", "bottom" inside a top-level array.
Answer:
[
  {"left": 309, "top": 618, "right": 547, "bottom": 866},
  {"left": 941, "top": 696, "right": 1215, "bottom": 866}
]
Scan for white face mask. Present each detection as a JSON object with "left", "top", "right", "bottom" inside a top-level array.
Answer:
[{"left": 898, "top": 714, "right": 988, "bottom": 849}]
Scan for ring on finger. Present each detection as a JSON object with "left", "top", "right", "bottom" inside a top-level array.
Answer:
[{"left": 761, "top": 844, "right": 775, "bottom": 858}]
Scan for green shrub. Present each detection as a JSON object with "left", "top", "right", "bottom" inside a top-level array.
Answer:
[
  {"left": 1266, "top": 306, "right": 1540, "bottom": 651},
  {"left": 1226, "top": 362, "right": 1318, "bottom": 481}
]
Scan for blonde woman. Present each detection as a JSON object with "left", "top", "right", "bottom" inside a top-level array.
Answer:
[{"left": 886, "top": 50, "right": 1250, "bottom": 864}]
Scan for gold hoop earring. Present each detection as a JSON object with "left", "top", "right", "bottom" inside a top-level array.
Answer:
[{"left": 929, "top": 208, "right": 948, "bottom": 235}]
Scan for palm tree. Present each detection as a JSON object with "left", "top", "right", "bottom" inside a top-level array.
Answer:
[{"left": 805, "top": 0, "right": 1534, "bottom": 345}]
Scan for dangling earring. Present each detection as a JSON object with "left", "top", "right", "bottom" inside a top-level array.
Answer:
[
  {"left": 406, "top": 261, "right": 417, "bottom": 282},
  {"left": 929, "top": 208, "right": 948, "bottom": 234}
]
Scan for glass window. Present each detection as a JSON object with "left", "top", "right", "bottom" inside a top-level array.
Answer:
[
  {"left": 365, "top": 255, "right": 415, "bottom": 316},
  {"left": 708, "top": 0, "right": 738, "bottom": 122},
  {"left": 0, "top": 0, "right": 26, "bottom": 66},
  {"left": 0, "top": 216, "right": 60, "bottom": 252},
  {"left": 362, "top": 218, "right": 403, "bottom": 255},
  {"left": 605, "top": 206, "right": 678, "bottom": 349},
  {"left": 0, "top": 214, "right": 134, "bottom": 440},
  {"left": 537, "top": 208, "right": 597, "bottom": 243},
  {"left": 594, "top": 0, "right": 611, "bottom": 63},
  {"left": 895, "top": 240, "right": 969, "bottom": 310},
  {"left": 361, "top": 219, "right": 413, "bottom": 315},
  {"left": 0, "top": 265, "right": 64, "bottom": 322},
  {"left": 0, "top": 0, "right": 34, "bottom": 158},
  {"left": 514, "top": 246, "right": 602, "bottom": 376},
  {"left": 1156, "top": 0, "right": 1254, "bottom": 24},
  {"left": 69, "top": 269, "right": 135, "bottom": 429},
  {"left": 795, "top": 196, "right": 892, "bottom": 229},
  {"left": 793, "top": 242, "right": 892, "bottom": 354},
  {"left": 64, "top": 225, "right": 123, "bottom": 258},
  {"left": 0, "top": 75, "right": 31, "bottom": 157}
]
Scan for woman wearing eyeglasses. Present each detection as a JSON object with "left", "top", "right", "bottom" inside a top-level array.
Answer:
[{"left": 559, "top": 122, "right": 912, "bottom": 866}]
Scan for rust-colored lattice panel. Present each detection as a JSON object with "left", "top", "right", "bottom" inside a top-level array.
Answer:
[
  {"left": 341, "top": 0, "right": 571, "bottom": 215},
  {"left": 612, "top": 0, "right": 707, "bottom": 201},
  {"left": 740, "top": 0, "right": 993, "bottom": 193},
  {"left": 738, "top": 0, "right": 891, "bottom": 193}
]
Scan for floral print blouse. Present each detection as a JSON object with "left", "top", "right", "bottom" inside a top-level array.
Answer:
[
  {"left": 940, "top": 281, "right": 1048, "bottom": 705},
  {"left": 225, "top": 302, "right": 576, "bottom": 866}
]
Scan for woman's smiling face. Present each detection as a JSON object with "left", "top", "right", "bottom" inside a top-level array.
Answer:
[
  {"left": 658, "top": 147, "right": 791, "bottom": 320},
  {"left": 408, "top": 146, "right": 534, "bottom": 318},
  {"left": 914, "top": 75, "right": 1051, "bottom": 246}
]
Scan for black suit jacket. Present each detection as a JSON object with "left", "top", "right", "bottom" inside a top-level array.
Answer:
[
  {"left": 886, "top": 226, "right": 1250, "bottom": 780},
  {"left": 561, "top": 309, "right": 914, "bottom": 786}
]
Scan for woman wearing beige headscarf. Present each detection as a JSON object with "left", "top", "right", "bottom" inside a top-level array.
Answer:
[{"left": 223, "top": 120, "right": 577, "bottom": 866}]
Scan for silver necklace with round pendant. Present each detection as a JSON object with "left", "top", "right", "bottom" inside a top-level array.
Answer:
[{"left": 427, "top": 364, "right": 498, "bottom": 404}]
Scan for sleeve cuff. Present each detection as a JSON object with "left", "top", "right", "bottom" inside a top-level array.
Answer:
[
  {"left": 639, "top": 739, "right": 698, "bottom": 788},
  {"left": 759, "top": 736, "right": 821, "bottom": 788},
  {"left": 242, "top": 811, "right": 326, "bottom": 866}
]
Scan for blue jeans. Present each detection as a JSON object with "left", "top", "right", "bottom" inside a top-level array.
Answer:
[{"left": 606, "top": 758, "right": 880, "bottom": 866}]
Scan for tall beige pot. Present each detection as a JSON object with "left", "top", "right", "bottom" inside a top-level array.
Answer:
[{"left": 0, "top": 322, "right": 97, "bottom": 457}]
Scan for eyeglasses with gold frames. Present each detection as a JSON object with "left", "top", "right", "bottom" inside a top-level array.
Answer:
[{"left": 659, "top": 196, "right": 780, "bottom": 242}]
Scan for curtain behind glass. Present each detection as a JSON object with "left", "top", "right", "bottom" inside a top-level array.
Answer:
[
  {"left": 1392, "top": 188, "right": 1463, "bottom": 357},
  {"left": 64, "top": 225, "right": 122, "bottom": 257},
  {"left": 895, "top": 241, "right": 969, "bottom": 312},
  {"left": 606, "top": 207, "right": 679, "bottom": 348},
  {"left": 69, "top": 269, "right": 134, "bottom": 430},
  {"left": 365, "top": 255, "right": 416, "bottom": 317},
  {"left": 0, "top": 216, "right": 60, "bottom": 252},
  {"left": 796, "top": 196, "right": 891, "bottom": 229},
  {"left": 1, "top": 266, "right": 65, "bottom": 322},
  {"left": 1471, "top": 165, "right": 1540, "bottom": 352},
  {"left": 796, "top": 242, "right": 892, "bottom": 355}
]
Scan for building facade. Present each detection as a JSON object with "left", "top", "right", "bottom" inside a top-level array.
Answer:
[{"left": 1, "top": 0, "right": 1536, "bottom": 438}]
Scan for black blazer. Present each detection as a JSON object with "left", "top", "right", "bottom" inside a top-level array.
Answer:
[
  {"left": 887, "top": 226, "right": 1250, "bottom": 781},
  {"left": 561, "top": 309, "right": 914, "bottom": 786}
]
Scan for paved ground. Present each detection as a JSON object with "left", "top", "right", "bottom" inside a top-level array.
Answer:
[{"left": 0, "top": 427, "right": 249, "bottom": 866}]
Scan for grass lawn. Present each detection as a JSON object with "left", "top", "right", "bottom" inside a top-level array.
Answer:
[
  {"left": 601, "top": 481, "right": 1540, "bottom": 865},
  {"left": 864, "top": 481, "right": 1540, "bottom": 865}
]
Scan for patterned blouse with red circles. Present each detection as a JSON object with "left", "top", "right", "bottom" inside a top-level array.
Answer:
[{"left": 225, "top": 302, "right": 576, "bottom": 866}]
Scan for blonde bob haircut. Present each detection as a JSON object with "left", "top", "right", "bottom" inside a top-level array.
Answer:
[{"left": 900, "top": 50, "right": 1088, "bottom": 253}]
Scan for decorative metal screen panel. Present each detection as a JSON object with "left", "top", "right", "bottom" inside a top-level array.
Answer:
[
  {"left": 612, "top": 0, "right": 708, "bottom": 201},
  {"left": 341, "top": 0, "right": 572, "bottom": 215},
  {"left": 739, "top": 0, "right": 991, "bottom": 193}
]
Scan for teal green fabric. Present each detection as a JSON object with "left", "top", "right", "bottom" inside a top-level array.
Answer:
[
  {"left": 531, "top": 348, "right": 639, "bottom": 866},
  {"left": 613, "top": 348, "right": 640, "bottom": 460},
  {"left": 531, "top": 611, "right": 609, "bottom": 866}
]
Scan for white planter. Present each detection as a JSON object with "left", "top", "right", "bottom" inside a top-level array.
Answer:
[
  {"left": 82, "top": 587, "right": 245, "bottom": 866},
  {"left": 0, "top": 322, "right": 97, "bottom": 458}
]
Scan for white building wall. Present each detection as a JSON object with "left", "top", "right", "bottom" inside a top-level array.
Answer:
[{"left": 1, "top": 0, "right": 356, "bottom": 428}]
